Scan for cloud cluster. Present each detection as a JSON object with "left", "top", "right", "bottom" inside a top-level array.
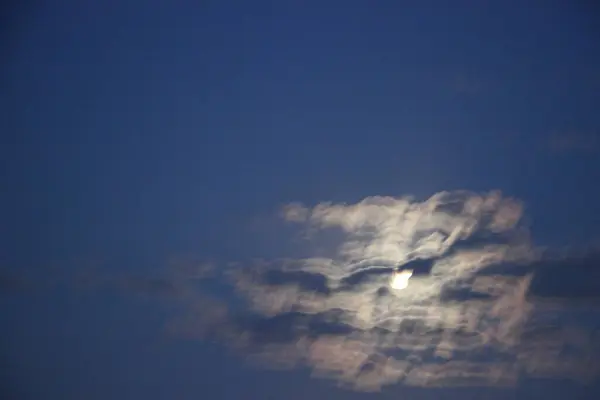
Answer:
[
  {"left": 161, "top": 191, "right": 600, "bottom": 391},
  {"left": 7, "top": 190, "right": 596, "bottom": 391},
  {"left": 164, "top": 190, "right": 600, "bottom": 391}
]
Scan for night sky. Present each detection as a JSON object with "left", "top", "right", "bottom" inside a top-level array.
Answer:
[{"left": 2, "top": 1, "right": 600, "bottom": 399}]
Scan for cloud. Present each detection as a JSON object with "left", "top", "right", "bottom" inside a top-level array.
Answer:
[
  {"left": 527, "top": 250, "right": 600, "bottom": 302},
  {"left": 164, "top": 190, "right": 600, "bottom": 391},
  {"left": 12, "top": 190, "right": 595, "bottom": 392}
]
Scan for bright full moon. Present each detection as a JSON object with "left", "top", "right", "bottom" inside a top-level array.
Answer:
[{"left": 390, "top": 269, "right": 413, "bottom": 290}]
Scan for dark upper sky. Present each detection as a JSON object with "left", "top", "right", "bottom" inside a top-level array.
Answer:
[{"left": 2, "top": 1, "right": 600, "bottom": 399}]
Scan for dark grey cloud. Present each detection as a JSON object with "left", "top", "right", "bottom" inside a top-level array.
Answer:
[{"left": 528, "top": 253, "right": 600, "bottom": 302}]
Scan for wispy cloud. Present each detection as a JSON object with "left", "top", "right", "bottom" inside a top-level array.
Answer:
[
  {"left": 7, "top": 190, "right": 598, "bottom": 392},
  {"left": 164, "top": 190, "right": 600, "bottom": 391}
]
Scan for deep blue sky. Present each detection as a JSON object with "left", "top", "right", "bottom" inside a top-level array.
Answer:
[{"left": 2, "top": 1, "right": 600, "bottom": 399}]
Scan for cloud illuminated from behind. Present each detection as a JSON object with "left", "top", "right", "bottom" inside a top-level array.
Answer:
[{"left": 167, "top": 190, "right": 600, "bottom": 391}]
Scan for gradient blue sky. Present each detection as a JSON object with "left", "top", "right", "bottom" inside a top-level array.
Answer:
[{"left": 2, "top": 1, "right": 600, "bottom": 399}]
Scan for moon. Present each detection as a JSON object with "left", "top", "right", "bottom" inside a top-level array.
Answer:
[{"left": 390, "top": 269, "right": 413, "bottom": 290}]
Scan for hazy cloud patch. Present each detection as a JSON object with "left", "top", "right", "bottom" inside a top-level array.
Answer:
[
  {"left": 7, "top": 190, "right": 598, "bottom": 392},
  {"left": 164, "top": 190, "right": 600, "bottom": 391}
]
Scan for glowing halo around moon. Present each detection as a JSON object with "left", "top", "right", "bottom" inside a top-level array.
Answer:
[{"left": 390, "top": 269, "right": 413, "bottom": 290}]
